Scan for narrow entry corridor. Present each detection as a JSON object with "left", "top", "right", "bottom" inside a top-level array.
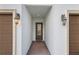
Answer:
[
  {"left": 27, "top": 41, "right": 50, "bottom": 55},
  {"left": 26, "top": 5, "right": 51, "bottom": 55}
]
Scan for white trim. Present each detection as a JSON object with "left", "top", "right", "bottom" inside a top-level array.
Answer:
[
  {"left": 66, "top": 10, "right": 79, "bottom": 55},
  {"left": 0, "top": 9, "right": 16, "bottom": 55}
]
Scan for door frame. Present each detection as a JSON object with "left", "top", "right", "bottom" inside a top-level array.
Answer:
[
  {"left": 36, "top": 22, "right": 43, "bottom": 41},
  {"left": 65, "top": 10, "right": 79, "bottom": 55},
  {"left": 0, "top": 9, "right": 16, "bottom": 55}
]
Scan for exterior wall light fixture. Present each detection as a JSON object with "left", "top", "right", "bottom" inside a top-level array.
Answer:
[
  {"left": 15, "top": 13, "right": 20, "bottom": 25},
  {"left": 61, "top": 14, "right": 67, "bottom": 26}
]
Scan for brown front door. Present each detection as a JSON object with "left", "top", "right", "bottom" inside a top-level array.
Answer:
[
  {"left": 69, "top": 14, "right": 79, "bottom": 55},
  {"left": 0, "top": 14, "right": 12, "bottom": 55},
  {"left": 36, "top": 23, "right": 43, "bottom": 41}
]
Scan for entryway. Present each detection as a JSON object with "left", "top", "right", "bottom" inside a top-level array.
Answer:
[{"left": 25, "top": 5, "right": 52, "bottom": 55}]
